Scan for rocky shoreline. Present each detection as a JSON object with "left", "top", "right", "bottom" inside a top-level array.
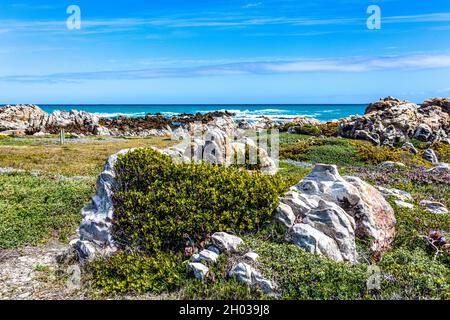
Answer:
[{"left": 1, "top": 97, "right": 449, "bottom": 145}]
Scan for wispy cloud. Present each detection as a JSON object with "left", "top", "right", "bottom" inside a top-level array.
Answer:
[
  {"left": 2, "top": 12, "right": 450, "bottom": 35},
  {"left": 2, "top": 53, "right": 450, "bottom": 83},
  {"left": 243, "top": 2, "right": 263, "bottom": 9}
]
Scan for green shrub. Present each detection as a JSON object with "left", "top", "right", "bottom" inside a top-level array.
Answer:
[
  {"left": 289, "top": 124, "right": 321, "bottom": 136},
  {"left": 112, "top": 148, "right": 288, "bottom": 254},
  {"left": 318, "top": 122, "right": 339, "bottom": 137},
  {"left": 89, "top": 251, "right": 186, "bottom": 294},
  {"left": 356, "top": 143, "right": 402, "bottom": 165}
]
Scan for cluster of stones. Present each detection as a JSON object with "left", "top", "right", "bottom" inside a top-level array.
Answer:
[
  {"left": 163, "top": 126, "right": 278, "bottom": 174},
  {"left": 187, "top": 232, "right": 276, "bottom": 295},
  {"left": 338, "top": 97, "right": 450, "bottom": 146},
  {"left": 275, "top": 164, "right": 397, "bottom": 263}
]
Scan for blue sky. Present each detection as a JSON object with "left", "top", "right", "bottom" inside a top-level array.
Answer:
[{"left": 0, "top": 0, "right": 450, "bottom": 104}]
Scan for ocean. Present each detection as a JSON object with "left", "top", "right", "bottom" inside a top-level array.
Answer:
[{"left": 39, "top": 104, "right": 367, "bottom": 122}]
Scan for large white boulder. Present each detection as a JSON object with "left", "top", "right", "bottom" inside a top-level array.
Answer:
[{"left": 280, "top": 164, "right": 396, "bottom": 263}]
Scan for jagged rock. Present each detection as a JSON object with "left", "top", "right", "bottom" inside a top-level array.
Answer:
[
  {"left": 275, "top": 203, "right": 296, "bottom": 228},
  {"left": 365, "top": 97, "right": 405, "bottom": 113},
  {"left": 414, "top": 124, "right": 433, "bottom": 141},
  {"left": 402, "top": 142, "right": 418, "bottom": 155},
  {"left": 165, "top": 127, "right": 278, "bottom": 174},
  {"left": 427, "top": 163, "right": 450, "bottom": 174},
  {"left": 193, "top": 249, "right": 219, "bottom": 264},
  {"left": 72, "top": 149, "right": 133, "bottom": 259},
  {"left": 211, "top": 232, "right": 244, "bottom": 253},
  {"left": 228, "top": 262, "right": 276, "bottom": 295},
  {"left": 422, "top": 97, "right": 450, "bottom": 114},
  {"left": 0, "top": 104, "right": 48, "bottom": 133},
  {"left": 424, "top": 149, "right": 439, "bottom": 164},
  {"left": 188, "top": 262, "right": 209, "bottom": 280},
  {"left": 288, "top": 164, "right": 396, "bottom": 258},
  {"left": 289, "top": 116, "right": 321, "bottom": 127},
  {"left": 420, "top": 200, "right": 449, "bottom": 214},
  {"left": 338, "top": 97, "right": 450, "bottom": 145},
  {"left": 291, "top": 224, "right": 344, "bottom": 262}
]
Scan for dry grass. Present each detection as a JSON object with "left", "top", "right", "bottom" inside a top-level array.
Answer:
[{"left": 0, "top": 137, "right": 175, "bottom": 176}]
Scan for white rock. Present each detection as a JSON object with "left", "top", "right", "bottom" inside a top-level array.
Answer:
[
  {"left": 195, "top": 249, "right": 219, "bottom": 263},
  {"left": 291, "top": 223, "right": 344, "bottom": 262},
  {"left": 427, "top": 163, "right": 450, "bottom": 174},
  {"left": 293, "top": 164, "right": 396, "bottom": 255},
  {"left": 275, "top": 203, "right": 296, "bottom": 228},
  {"left": 303, "top": 200, "right": 357, "bottom": 263},
  {"left": 228, "top": 262, "right": 275, "bottom": 295},
  {"left": 394, "top": 200, "right": 415, "bottom": 209},
  {"left": 377, "top": 186, "right": 414, "bottom": 202},
  {"left": 420, "top": 200, "right": 449, "bottom": 214},
  {"left": 188, "top": 263, "right": 209, "bottom": 280},
  {"left": 211, "top": 232, "right": 244, "bottom": 253},
  {"left": 244, "top": 252, "right": 259, "bottom": 262}
]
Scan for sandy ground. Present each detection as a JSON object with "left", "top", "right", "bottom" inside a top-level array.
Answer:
[{"left": 0, "top": 240, "right": 85, "bottom": 300}]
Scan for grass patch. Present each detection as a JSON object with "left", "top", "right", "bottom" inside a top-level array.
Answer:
[
  {"left": 0, "top": 136, "right": 175, "bottom": 176},
  {"left": 0, "top": 173, "right": 94, "bottom": 249}
]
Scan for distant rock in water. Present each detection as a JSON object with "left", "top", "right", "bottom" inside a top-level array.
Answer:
[{"left": 338, "top": 97, "right": 450, "bottom": 146}]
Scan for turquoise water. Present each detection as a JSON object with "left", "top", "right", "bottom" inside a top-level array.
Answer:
[{"left": 39, "top": 104, "right": 367, "bottom": 122}]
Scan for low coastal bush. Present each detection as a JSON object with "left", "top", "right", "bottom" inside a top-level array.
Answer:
[
  {"left": 112, "top": 148, "right": 288, "bottom": 254},
  {"left": 356, "top": 143, "right": 402, "bottom": 165},
  {"left": 288, "top": 124, "right": 321, "bottom": 136},
  {"left": 89, "top": 251, "right": 186, "bottom": 294},
  {"left": 318, "top": 122, "right": 339, "bottom": 137}
]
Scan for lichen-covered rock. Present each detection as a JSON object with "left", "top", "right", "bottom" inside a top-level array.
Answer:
[{"left": 282, "top": 164, "right": 396, "bottom": 262}]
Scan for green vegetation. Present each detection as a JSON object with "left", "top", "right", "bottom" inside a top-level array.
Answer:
[
  {"left": 287, "top": 124, "right": 321, "bottom": 136},
  {"left": 0, "top": 173, "right": 94, "bottom": 248},
  {"left": 1, "top": 133, "right": 448, "bottom": 300},
  {"left": 89, "top": 251, "right": 186, "bottom": 295},
  {"left": 112, "top": 148, "right": 288, "bottom": 254},
  {"left": 280, "top": 137, "right": 363, "bottom": 166}
]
